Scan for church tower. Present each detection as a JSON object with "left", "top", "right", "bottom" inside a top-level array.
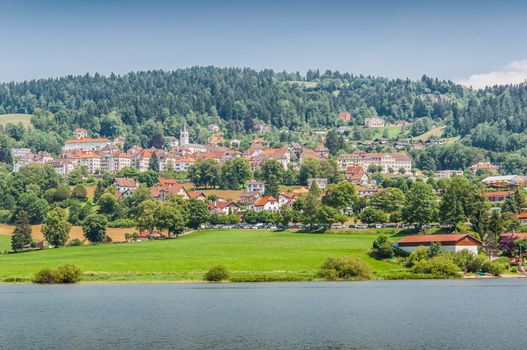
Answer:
[{"left": 180, "top": 123, "right": 189, "bottom": 145}]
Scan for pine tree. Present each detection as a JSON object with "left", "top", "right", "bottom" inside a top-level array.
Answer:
[
  {"left": 149, "top": 152, "right": 160, "bottom": 172},
  {"left": 11, "top": 210, "right": 32, "bottom": 252}
]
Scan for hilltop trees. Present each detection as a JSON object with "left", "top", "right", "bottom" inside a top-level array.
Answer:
[{"left": 11, "top": 211, "right": 32, "bottom": 251}]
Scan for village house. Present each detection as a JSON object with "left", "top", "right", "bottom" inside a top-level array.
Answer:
[
  {"left": 208, "top": 124, "right": 221, "bottom": 133},
  {"left": 48, "top": 159, "right": 75, "bottom": 176},
  {"left": 114, "top": 178, "right": 139, "bottom": 197},
  {"left": 239, "top": 191, "right": 261, "bottom": 205},
  {"left": 483, "top": 191, "right": 511, "bottom": 203},
  {"left": 209, "top": 201, "right": 240, "bottom": 215},
  {"left": 338, "top": 111, "right": 352, "bottom": 122},
  {"left": 254, "top": 123, "right": 271, "bottom": 135},
  {"left": 168, "top": 136, "right": 179, "bottom": 149},
  {"left": 364, "top": 117, "right": 385, "bottom": 128},
  {"left": 345, "top": 165, "right": 369, "bottom": 185},
  {"left": 517, "top": 212, "right": 527, "bottom": 225},
  {"left": 307, "top": 178, "right": 328, "bottom": 190},
  {"left": 278, "top": 192, "right": 296, "bottom": 207},
  {"left": 174, "top": 157, "right": 195, "bottom": 172},
  {"left": 68, "top": 150, "right": 102, "bottom": 173},
  {"left": 435, "top": 170, "right": 464, "bottom": 179},
  {"left": 299, "top": 149, "right": 318, "bottom": 163},
  {"left": 188, "top": 191, "right": 207, "bottom": 201},
  {"left": 469, "top": 161, "right": 499, "bottom": 175},
  {"left": 64, "top": 137, "right": 112, "bottom": 152},
  {"left": 287, "top": 142, "right": 303, "bottom": 158},
  {"left": 481, "top": 175, "right": 524, "bottom": 189},
  {"left": 150, "top": 184, "right": 189, "bottom": 201},
  {"left": 250, "top": 196, "right": 279, "bottom": 212},
  {"left": 396, "top": 234, "right": 481, "bottom": 254},
  {"left": 247, "top": 181, "right": 265, "bottom": 194},
  {"left": 314, "top": 143, "right": 330, "bottom": 159},
  {"left": 209, "top": 135, "right": 224, "bottom": 144},
  {"left": 74, "top": 128, "right": 89, "bottom": 139}
]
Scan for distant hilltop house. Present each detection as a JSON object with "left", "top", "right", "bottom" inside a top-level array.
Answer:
[
  {"left": 338, "top": 111, "right": 352, "bottom": 122},
  {"left": 314, "top": 143, "right": 330, "bottom": 159},
  {"left": 469, "top": 161, "right": 498, "bottom": 175},
  {"left": 74, "top": 128, "right": 88, "bottom": 139},
  {"left": 209, "top": 135, "right": 224, "bottom": 144},
  {"left": 208, "top": 124, "right": 220, "bottom": 133},
  {"left": 396, "top": 234, "right": 481, "bottom": 255},
  {"left": 364, "top": 117, "right": 385, "bottom": 128},
  {"left": 114, "top": 177, "right": 139, "bottom": 197},
  {"left": 483, "top": 191, "right": 512, "bottom": 203},
  {"left": 254, "top": 123, "right": 271, "bottom": 135}
]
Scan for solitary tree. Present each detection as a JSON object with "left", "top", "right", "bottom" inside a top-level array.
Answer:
[
  {"left": 402, "top": 181, "right": 437, "bottom": 230},
  {"left": 82, "top": 214, "right": 108, "bottom": 243},
  {"left": 42, "top": 207, "right": 71, "bottom": 247},
  {"left": 11, "top": 211, "right": 32, "bottom": 252}
]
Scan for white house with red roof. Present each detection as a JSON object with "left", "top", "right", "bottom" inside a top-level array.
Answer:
[
  {"left": 396, "top": 234, "right": 481, "bottom": 254},
  {"left": 249, "top": 196, "right": 279, "bottom": 212},
  {"left": 114, "top": 177, "right": 138, "bottom": 197}
]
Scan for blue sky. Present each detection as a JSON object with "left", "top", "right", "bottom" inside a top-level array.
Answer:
[{"left": 1, "top": 0, "right": 527, "bottom": 87}]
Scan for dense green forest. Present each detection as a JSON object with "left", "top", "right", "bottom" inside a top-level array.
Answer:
[{"left": 2, "top": 66, "right": 527, "bottom": 171}]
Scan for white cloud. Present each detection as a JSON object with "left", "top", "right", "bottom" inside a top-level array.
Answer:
[{"left": 457, "top": 60, "right": 527, "bottom": 89}]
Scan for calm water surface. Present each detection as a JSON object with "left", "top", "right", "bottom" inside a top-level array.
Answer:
[{"left": 1, "top": 279, "right": 526, "bottom": 349}]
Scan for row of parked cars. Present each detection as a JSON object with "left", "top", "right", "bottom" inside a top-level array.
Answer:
[{"left": 203, "top": 223, "right": 444, "bottom": 230}]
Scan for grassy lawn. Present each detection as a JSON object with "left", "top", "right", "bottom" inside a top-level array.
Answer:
[
  {"left": 0, "top": 113, "right": 32, "bottom": 127},
  {"left": 370, "top": 125, "right": 405, "bottom": 139},
  {"left": 0, "top": 229, "right": 406, "bottom": 282}
]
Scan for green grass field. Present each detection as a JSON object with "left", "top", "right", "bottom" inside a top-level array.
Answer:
[
  {"left": 0, "top": 113, "right": 32, "bottom": 127},
  {"left": 370, "top": 125, "right": 405, "bottom": 139},
  {"left": 0, "top": 229, "right": 405, "bottom": 282}
]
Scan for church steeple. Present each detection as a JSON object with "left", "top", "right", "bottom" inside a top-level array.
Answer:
[{"left": 180, "top": 122, "right": 189, "bottom": 145}]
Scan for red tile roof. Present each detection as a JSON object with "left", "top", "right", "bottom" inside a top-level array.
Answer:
[
  {"left": 114, "top": 178, "right": 137, "bottom": 188},
  {"left": 397, "top": 234, "right": 481, "bottom": 245},
  {"left": 254, "top": 196, "right": 277, "bottom": 206},
  {"left": 65, "top": 137, "right": 110, "bottom": 143}
]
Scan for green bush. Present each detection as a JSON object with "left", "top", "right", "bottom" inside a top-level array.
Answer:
[
  {"left": 370, "top": 234, "right": 394, "bottom": 259},
  {"left": 318, "top": 256, "right": 372, "bottom": 280},
  {"left": 204, "top": 265, "right": 230, "bottom": 282},
  {"left": 66, "top": 238, "right": 83, "bottom": 247},
  {"left": 33, "top": 264, "right": 82, "bottom": 284},
  {"left": 511, "top": 266, "right": 518, "bottom": 273},
  {"left": 412, "top": 256, "right": 460, "bottom": 277},
  {"left": 481, "top": 260, "right": 505, "bottom": 276},
  {"left": 34, "top": 268, "right": 59, "bottom": 284},
  {"left": 407, "top": 247, "right": 429, "bottom": 267}
]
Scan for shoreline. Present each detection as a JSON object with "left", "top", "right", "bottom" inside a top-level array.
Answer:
[{"left": 1, "top": 273, "right": 525, "bottom": 286}]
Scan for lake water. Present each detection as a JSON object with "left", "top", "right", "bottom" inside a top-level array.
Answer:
[{"left": 0, "top": 279, "right": 525, "bottom": 349}]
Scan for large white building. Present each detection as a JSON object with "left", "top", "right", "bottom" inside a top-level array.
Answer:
[
  {"left": 64, "top": 138, "right": 112, "bottom": 151},
  {"left": 364, "top": 117, "right": 385, "bottom": 128},
  {"left": 396, "top": 234, "right": 481, "bottom": 255},
  {"left": 337, "top": 151, "right": 412, "bottom": 174}
]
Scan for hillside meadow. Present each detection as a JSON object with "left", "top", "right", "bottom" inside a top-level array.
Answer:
[
  {"left": 0, "top": 113, "right": 32, "bottom": 127},
  {"left": 0, "top": 229, "right": 407, "bottom": 283}
]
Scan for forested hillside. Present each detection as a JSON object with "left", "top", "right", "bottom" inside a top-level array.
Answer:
[{"left": 1, "top": 66, "right": 527, "bottom": 156}]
